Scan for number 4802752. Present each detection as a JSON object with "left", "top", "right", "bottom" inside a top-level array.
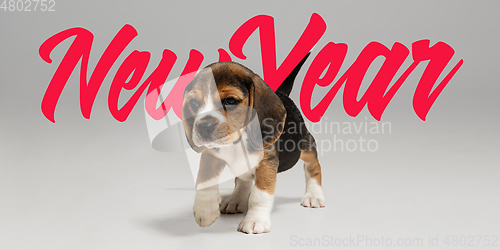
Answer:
[{"left": 1, "top": 0, "right": 55, "bottom": 11}]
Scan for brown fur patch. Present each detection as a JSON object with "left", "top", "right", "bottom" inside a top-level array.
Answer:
[
  {"left": 254, "top": 151, "right": 279, "bottom": 194},
  {"left": 217, "top": 85, "right": 251, "bottom": 135},
  {"left": 300, "top": 151, "right": 322, "bottom": 186},
  {"left": 218, "top": 86, "right": 245, "bottom": 101}
]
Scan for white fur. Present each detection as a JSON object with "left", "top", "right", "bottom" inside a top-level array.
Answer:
[
  {"left": 214, "top": 139, "right": 262, "bottom": 177},
  {"left": 196, "top": 100, "right": 226, "bottom": 124},
  {"left": 238, "top": 187, "right": 273, "bottom": 234},
  {"left": 196, "top": 84, "right": 225, "bottom": 122},
  {"left": 301, "top": 162, "right": 325, "bottom": 208},
  {"left": 192, "top": 86, "right": 227, "bottom": 148},
  {"left": 193, "top": 185, "right": 221, "bottom": 227},
  {"left": 196, "top": 176, "right": 220, "bottom": 190},
  {"left": 220, "top": 178, "right": 253, "bottom": 214}
]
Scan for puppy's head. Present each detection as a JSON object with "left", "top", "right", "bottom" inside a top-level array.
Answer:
[{"left": 182, "top": 62, "right": 286, "bottom": 152}]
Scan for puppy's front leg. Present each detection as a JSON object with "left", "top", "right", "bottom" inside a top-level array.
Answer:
[
  {"left": 220, "top": 177, "right": 252, "bottom": 214},
  {"left": 237, "top": 155, "right": 278, "bottom": 234},
  {"left": 193, "top": 153, "right": 225, "bottom": 227}
]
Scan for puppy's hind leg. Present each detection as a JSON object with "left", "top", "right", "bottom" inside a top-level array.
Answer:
[
  {"left": 300, "top": 148, "right": 325, "bottom": 208},
  {"left": 220, "top": 177, "right": 253, "bottom": 214}
]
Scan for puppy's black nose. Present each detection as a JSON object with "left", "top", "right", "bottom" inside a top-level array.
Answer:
[{"left": 197, "top": 122, "right": 216, "bottom": 138}]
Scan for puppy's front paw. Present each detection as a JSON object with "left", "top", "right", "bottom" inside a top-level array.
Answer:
[
  {"left": 237, "top": 214, "right": 271, "bottom": 234},
  {"left": 220, "top": 195, "right": 248, "bottom": 214},
  {"left": 193, "top": 197, "right": 220, "bottom": 227},
  {"left": 301, "top": 188, "right": 325, "bottom": 208}
]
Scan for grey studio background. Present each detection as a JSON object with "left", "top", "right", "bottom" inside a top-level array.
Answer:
[{"left": 1, "top": 1, "right": 499, "bottom": 249}]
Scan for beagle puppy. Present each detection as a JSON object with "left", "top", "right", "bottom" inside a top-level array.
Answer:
[{"left": 182, "top": 54, "right": 324, "bottom": 234}]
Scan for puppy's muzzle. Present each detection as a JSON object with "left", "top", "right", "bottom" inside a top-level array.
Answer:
[
  {"left": 195, "top": 116, "right": 219, "bottom": 139},
  {"left": 197, "top": 122, "right": 216, "bottom": 138}
]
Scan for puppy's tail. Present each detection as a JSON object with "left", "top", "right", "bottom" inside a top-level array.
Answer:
[{"left": 275, "top": 52, "right": 311, "bottom": 96}]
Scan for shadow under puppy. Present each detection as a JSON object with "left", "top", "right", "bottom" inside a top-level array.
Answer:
[{"left": 182, "top": 54, "right": 324, "bottom": 234}]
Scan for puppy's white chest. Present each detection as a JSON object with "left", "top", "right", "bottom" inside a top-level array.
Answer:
[{"left": 214, "top": 142, "right": 262, "bottom": 178}]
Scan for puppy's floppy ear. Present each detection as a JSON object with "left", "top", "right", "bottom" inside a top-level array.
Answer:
[{"left": 248, "top": 74, "right": 286, "bottom": 149}]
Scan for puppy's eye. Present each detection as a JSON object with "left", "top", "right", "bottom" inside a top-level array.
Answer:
[
  {"left": 222, "top": 97, "right": 240, "bottom": 107},
  {"left": 189, "top": 99, "right": 200, "bottom": 110}
]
